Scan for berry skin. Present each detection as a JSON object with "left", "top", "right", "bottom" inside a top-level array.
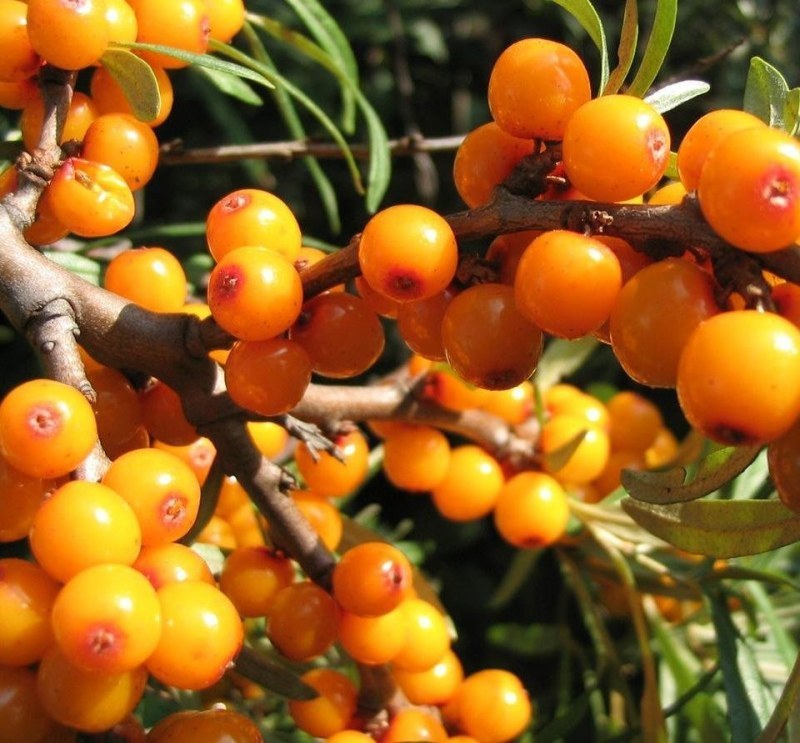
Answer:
[
  {"left": 0, "top": 665, "right": 66, "bottom": 743},
  {"left": 382, "top": 708, "right": 448, "bottom": 743},
  {"left": 441, "top": 283, "right": 544, "bottom": 390},
  {"left": 207, "top": 246, "right": 303, "bottom": 341},
  {"left": 204, "top": 0, "right": 245, "bottom": 42},
  {"left": 396, "top": 286, "right": 457, "bottom": 361},
  {"left": 562, "top": 95, "right": 671, "bottom": 202},
  {"left": 219, "top": 546, "right": 295, "bottom": 618},
  {"left": 514, "top": 230, "right": 622, "bottom": 339},
  {"left": 90, "top": 64, "right": 174, "bottom": 127},
  {"left": 359, "top": 204, "right": 458, "bottom": 303},
  {"left": 146, "top": 709, "right": 262, "bottom": 743},
  {"left": 540, "top": 415, "right": 610, "bottom": 485},
  {"left": 26, "top": 0, "right": 109, "bottom": 70},
  {"left": 103, "top": 0, "right": 138, "bottom": 45},
  {"left": 336, "top": 605, "right": 406, "bottom": 665},
  {"left": 487, "top": 38, "right": 591, "bottom": 140},
  {"left": 606, "top": 391, "right": 664, "bottom": 454},
  {"left": 453, "top": 122, "right": 537, "bottom": 207},
  {"left": 0, "top": 0, "right": 40, "bottom": 83},
  {"left": 139, "top": 379, "right": 198, "bottom": 446},
  {"left": 225, "top": 338, "right": 312, "bottom": 416},
  {"left": 51, "top": 563, "right": 161, "bottom": 674},
  {"left": 393, "top": 647, "right": 464, "bottom": 706},
  {"left": 146, "top": 580, "right": 243, "bottom": 690},
  {"left": 206, "top": 188, "right": 302, "bottom": 262},
  {"left": 291, "top": 489, "right": 343, "bottom": 551},
  {"left": 676, "top": 310, "right": 800, "bottom": 445},
  {"left": 21, "top": 90, "right": 98, "bottom": 152},
  {"left": 86, "top": 366, "right": 146, "bottom": 461},
  {"left": 494, "top": 471, "right": 570, "bottom": 548},
  {"left": 382, "top": 425, "right": 451, "bottom": 492},
  {"left": 128, "top": 0, "right": 210, "bottom": 69},
  {"left": 0, "top": 455, "right": 53, "bottom": 542},
  {"left": 288, "top": 668, "right": 358, "bottom": 739},
  {"left": 133, "top": 542, "right": 214, "bottom": 589},
  {"left": 332, "top": 541, "right": 414, "bottom": 617},
  {"left": 391, "top": 598, "right": 451, "bottom": 672},
  {"left": 103, "top": 247, "right": 187, "bottom": 313},
  {"left": 431, "top": 445, "right": 504, "bottom": 521},
  {"left": 697, "top": 126, "right": 800, "bottom": 252},
  {"left": 768, "top": 417, "right": 800, "bottom": 514},
  {"left": 0, "top": 378, "right": 98, "bottom": 479},
  {"left": 30, "top": 480, "right": 142, "bottom": 582},
  {"left": 294, "top": 429, "right": 370, "bottom": 498}
]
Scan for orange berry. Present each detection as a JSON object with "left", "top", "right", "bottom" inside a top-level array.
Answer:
[
  {"left": 0, "top": 78, "right": 37, "bottom": 109},
  {"left": 204, "top": 0, "right": 244, "bottom": 42},
  {"left": 563, "top": 95, "right": 670, "bottom": 202},
  {"left": 195, "top": 514, "right": 237, "bottom": 550},
  {"left": 677, "top": 310, "right": 800, "bottom": 445},
  {"left": 486, "top": 231, "right": 540, "bottom": 286},
  {"left": 544, "top": 385, "right": 609, "bottom": 431},
  {"left": 26, "top": 0, "right": 109, "bottom": 70},
  {"left": 146, "top": 709, "right": 262, "bottom": 742},
  {"left": 768, "top": 417, "right": 800, "bottom": 514},
  {"left": 488, "top": 38, "right": 591, "bottom": 140},
  {"left": 332, "top": 541, "right": 413, "bottom": 617},
  {"left": 647, "top": 180, "right": 688, "bottom": 205},
  {"left": 291, "top": 488, "right": 343, "bottom": 551},
  {"left": 146, "top": 580, "right": 243, "bottom": 689},
  {"left": 393, "top": 647, "right": 464, "bottom": 706},
  {"left": 606, "top": 391, "right": 664, "bottom": 453},
  {"left": 288, "top": 668, "right": 358, "bottom": 739},
  {"left": 0, "top": 378, "right": 98, "bottom": 479},
  {"left": 104, "top": 246, "right": 187, "bottom": 313},
  {"left": 133, "top": 542, "right": 214, "bottom": 589},
  {"left": 337, "top": 605, "right": 407, "bottom": 665},
  {"left": 86, "top": 366, "right": 146, "bottom": 461},
  {"left": 392, "top": 598, "right": 451, "bottom": 672},
  {"left": 0, "top": 665, "right": 65, "bottom": 743},
  {"left": 103, "top": 0, "right": 138, "bottom": 45},
  {"left": 431, "top": 444, "right": 504, "bottom": 521},
  {"left": 129, "top": 0, "right": 210, "bottom": 69},
  {"left": 540, "top": 415, "right": 610, "bottom": 485},
  {"left": 479, "top": 381, "right": 535, "bottom": 425},
  {"left": 295, "top": 429, "right": 370, "bottom": 498},
  {"left": 359, "top": 204, "right": 458, "bottom": 303},
  {"left": 442, "top": 283, "right": 544, "bottom": 390},
  {"left": 30, "top": 480, "right": 142, "bottom": 582},
  {"left": 0, "top": 558, "right": 59, "bottom": 666},
  {"left": 382, "top": 708, "right": 448, "bottom": 743},
  {"left": 697, "top": 126, "right": 800, "bottom": 252},
  {"left": 102, "top": 447, "right": 201, "bottom": 545},
  {"left": 219, "top": 546, "right": 295, "bottom": 617},
  {"left": 206, "top": 188, "right": 301, "bottom": 262},
  {"left": 494, "top": 471, "right": 570, "bottom": 548},
  {"left": 0, "top": 0, "right": 40, "bottom": 83},
  {"left": 153, "top": 435, "right": 216, "bottom": 485},
  {"left": 354, "top": 274, "right": 402, "bottom": 319},
  {"left": 246, "top": 421, "right": 289, "bottom": 459},
  {"left": 24, "top": 185, "right": 70, "bottom": 246},
  {"left": 140, "top": 379, "right": 198, "bottom": 446},
  {"left": 0, "top": 455, "right": 53, "bottom": 542},
  {"left": 382, "top": 425, "right": 451, "bottom": 492},
  {"left": 396, "top": 286, "right": 457, "bottom": 361},
  {"left": 90, "top": 63, "right": 174, "bottom": 127},
  {"left": 21, "top": 90, "right": 98, "bottom": 152}
]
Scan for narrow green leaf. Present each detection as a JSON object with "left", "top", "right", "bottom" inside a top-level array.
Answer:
[
  {"left": 729, "top": 449, "right": 769, "bottom": 501},
  {"left": 194, "top": 66, "right": 262, "bottom": 106},
  {"left": 743, "top": 57, "right": 790, "bottom": 128},
  {"left": 708, "top": 589, "right": 773, "bottom": 741},
  {"left": 535, "top": 337, "right": 599, "bottom": 393},
  {"left": 626, "top": 0, "right": 678, "bottom": 98},
  {"left": 746, "top": 581, "right": 797, "bottom": 668},
  {"left": 784, "top": 88, "right": 800, "bottom": 136},
  {"left": 234, "top": 645, "right": 318, "bottom": 700},
  {"left": 621, "top": 444, "right": 761, "bottom": 505},
  {"left": 43, "top": 251, "right": 102, "bottom": 285},
  {"left": 604, "top": 0, "right": 639, "bottom": 95},
  {"left": 549, "top": 0, "right": 609, "bottom": 94},
  {"left": 99, "top": 48, "right": 160, "bottom": 122},
  {"left": 621, "top": 498, "right": 800, "bottom": 558},
  {"left": 645, "top": 80, "right": 710, "bottom": 113}
]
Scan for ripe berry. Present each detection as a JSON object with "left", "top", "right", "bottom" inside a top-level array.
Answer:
[
  {"left": 382, "top": 708, "right": 448, "bottom": 743},
  {"left": 103, "top": 247, "right": 187, "bottom": 313},
  {"left": 133, "top": 542, "right": 215, "bottom": 589},
  {"left": 26, "top": 0, "right": 109, "bottom": 70},
  {"left": 0, "top": 0, "right": 40, "bottom": 83},
  {"left": 86, "top": 366, "right": 146, "bottom": 461},
  {"left": 382, "top": 425, "right": 451, "bottom": 492},
  {"left": 140, "top": 379, "right": 198, "bottom": 446},
  {"left": 288, "top": 668, "right": 358, "bottom": 738},
  {"left": 359, "top": 204, "right": 458, "bottom": 303},
  {"left": 540, "top": 415, "right": 611, "bottom": 484},
  {"left": 0, "top": 665, "right": 65, "bottom": 743},
  {"left": 487, "top": 38, "right": 591, "bottom": 140},
  {"left": 431, "top": 445, "right": 504, "bottom": 521},
  {"left": 0, "top": 455, "right": 53, "bottom": 542},
  {"left": 391, "top": 597, "right": 451, "bottom": 672},
  {"left": 336, "top": 605, "right": 406, "bottom": 664},
  {"left": 219, "top": 546, "right": 295, "bottom": 617},
  {"left": 294, "top": 428, "right": 370, "bottom": 498},
  {"left": 204, "top": 0, "right": 245, "bottom": 42},
  {"left": 393, "top": 647, "right": 464, "bottom": 706},
  {"left": 494, "top": 471, "right": 570, "bottom": 548},
  {"left": 0, "top": 378, "right": 98, "bottom": 479},
  {"left": 129, "top": 0, "right": 210, "bottom": 69},
  {"left": 291, "top": 488, "right": 343, "bottom": 551},
  {"left": 147, "top": 709, "right": 262, "bottom": 742},
  {"left": 562, "top": 95, "right": 670, "bottom": 202},
  {"left": 20, "top": 90, "right": 98, "bottom": 152},
  {"left": 606, "top": 391, "right": 664, "bottom": 453},
  {"left": 90, "top": 64, "right": 174, "bottom": 127},
  {"left": 103, "top": 0, "right": 138, "bottom": 45},
  {"left": 396, "top": 286, "right": 457, "bottom": 361}
]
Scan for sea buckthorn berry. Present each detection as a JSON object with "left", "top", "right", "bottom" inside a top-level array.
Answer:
[
  {"left": 393, "top": 647, "right": 464, "bottom": 706},
  {"left": 358, "top": 204, "right": 458, "bottom": 303},
  {"left": 392, "top": 598, "right": 451, "bottom": 672},
  {"left": 487, "top": 38, "right": 591, "bottom": 140},
  {"left": 225, "top": 338, "right": 312, "bottom": 416},
  {"left": 153, "top": 436, "right": 215, "bottom": 485},
  {"left": 222, "top": 499, "right": 266, "bottom": 549},
  {"left": 0, "top": 378, "right": 97, "bottom": 479},
  {"left": 774, "top": 281, "right": 800, "bottom": 328},
  {"left": 21, "top": 90, "right": 98, "bottom": 152},
  {"left": 592, "top": 448, "right": 645, "bottom": 498},
  {"left": 268, "top": 580, "right": 340, "bottom": 661},
  {"left": 246, "top": 421, "right": 288, "bottom": 459},
  {"left": 205, "top": 0, "right": 245, "bottom": 42},
  {"left": 606, "top": 391, "right": 664, "bottom": 453},
  {"left": 219, "top": 546, "right": 295, "bottom": 617},
  {"left": 102, "top": 447, "right": 201, "bottom": 546},
  {"left": 291, "top": 489, "right": 344, "bottom": 551},
  {"left": 48, "top": 157, "right": 135, "bottom": 238},
  {"left": 208, "top": 246, "right": 303, "bottom": 341},
  {"left": 422, "top": 366, "right": 489, "bottom": 412},
  {"left": 0, "top": 558, "right": 59, "bottom": 666},
  {"left": 0, "top": 456, "right": 53, "bottom": 542},
  {"left": 609, "top": 258, "right": 721, "bottom": 387},
  {"left": 129, "top": 0, "right": 210, "bottom": 69},
  {"left": 514, "top": 230, "right": 622, "bottom": 339},
  {"left": 30, "top": 481, "right": 141, "bottom": 582},
  {"left": 146, "top": 709, "right": 262, "bottom": 742},
  {"left": 697, "top": 126, "right": 800, "bottom": 252},
  {"left": 768, "top": 417, "right": 800, "bottom": 514},
  {"left": 677, "top": 109, "right": 766, "bottom": 191},
  {"left": 104, "top": 247, "right": 187, "bottom": 313},
  {"left": 104, "top": 0, "right": 138, "bottom": 45},
  {"left": 494, "top": 471, "right": 570, "bottom": 548},
  {"left": 441, "top": 283, "right": 544, "bottom": 390},
  {"left": 0, "top": 78, "right": 37, "bottom": 109},
  {"left": 0, "top": 0, "right": 40, "bottom": 83},
  {"left": 0, "top": 665, "right": 65, "bottom": 743},
  {"left": 51, "top": 564, "right": 161, "bottom": 674},
  {"left": 90, "top": 64, "right": 174, "bottom": 127},
  {"left": 645, "top": 426, "right": 679, "bottom": 469},
  {"left": 86, "top": 366, "right": 145, "bottom": 461},
  {"left": 480, "top": 381, "right": 535, "bottom": 425},
  {"left": 431, "top": 444, "right": 504, "bottom": 521},
  {"left": 452, "top": 669, "right": 532, "bottom": 743},
  {"left": 333, "top": 541, "right": 413, "bottom": 617},
  {"left": 382, "top": 708, "right": 448, "bottom": 743},
  {"left": 648, "top": 180, "right": 688, "bottom": 205},
  {"left": 195, "top": 514, "right": 237, "bottom": 550},
  {"left": 540, "top": 415, "right": 610, "bottom": 484},
  {"left": 337, "top": 605, "right": 406, "bottom": 664},
  {"left": 382, "top": 425, "right": 451, "bottom": 492},
  {"left": 147, "top": 580, "right": 243, "bottom": 689},
  {"left": 288, "top": 668, "right": 358, "bottom": 739},
  {"left": 26, "top": 0, "right": 109, "bottom": 70},
  {"left": 140, "top": 379, "right": 198, "bottom": 446},
  {"left": 397, "top": 286, "right": 457, "bottom": 361},
  {"left": 206, "top": 189, "right": 302, "bottom": 262},
  {"left": 453, "top": 122, "right": 537, "bottom": 207},
  {"left": 677, "top": 310, "right": 800, "bottom": 445},
  {"left": 486, "top": 231, "right": 540, "bottom": 286},
  {"left": 81, "top": 114, "right": 160, "bottom": 191},
  {"left": 295, "top": 428, "right": 369, "bottom": 498},
  {"left": 289, "top": 292, "right": 385, "bottom": 378},
  {"left": 327, "top": 732, "right": 374, "bottom": 743},
  {"left": 37, "top": 647, "right": 147, "bottom": 732},
  {"left": 25, "top": 185, "right": 70, "bottom": 247},
  {"left": 545, "top": 385, "right": 609, "bottom": 432},
  {"left": 133, "top": 542, "right": 214, "bottom": 589},
  {"left": 354, "top": 274, "right": 402, "bottom": 319},
  {"left": 562, "top": 95, "right": 670, "bottom": 202}
]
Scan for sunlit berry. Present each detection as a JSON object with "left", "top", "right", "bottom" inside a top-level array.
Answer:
[
  {"left": 494, "top": 471, "right": 570, "bottom": 548},
  {"left": 294, "top": 428, "right": 370, "bottom": 498},
  {"left": 26, "top": 0, "right": 109, "bottom": 70},
  {"left": 288, "top": 668, "right": 358, "bottom": 739}
]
